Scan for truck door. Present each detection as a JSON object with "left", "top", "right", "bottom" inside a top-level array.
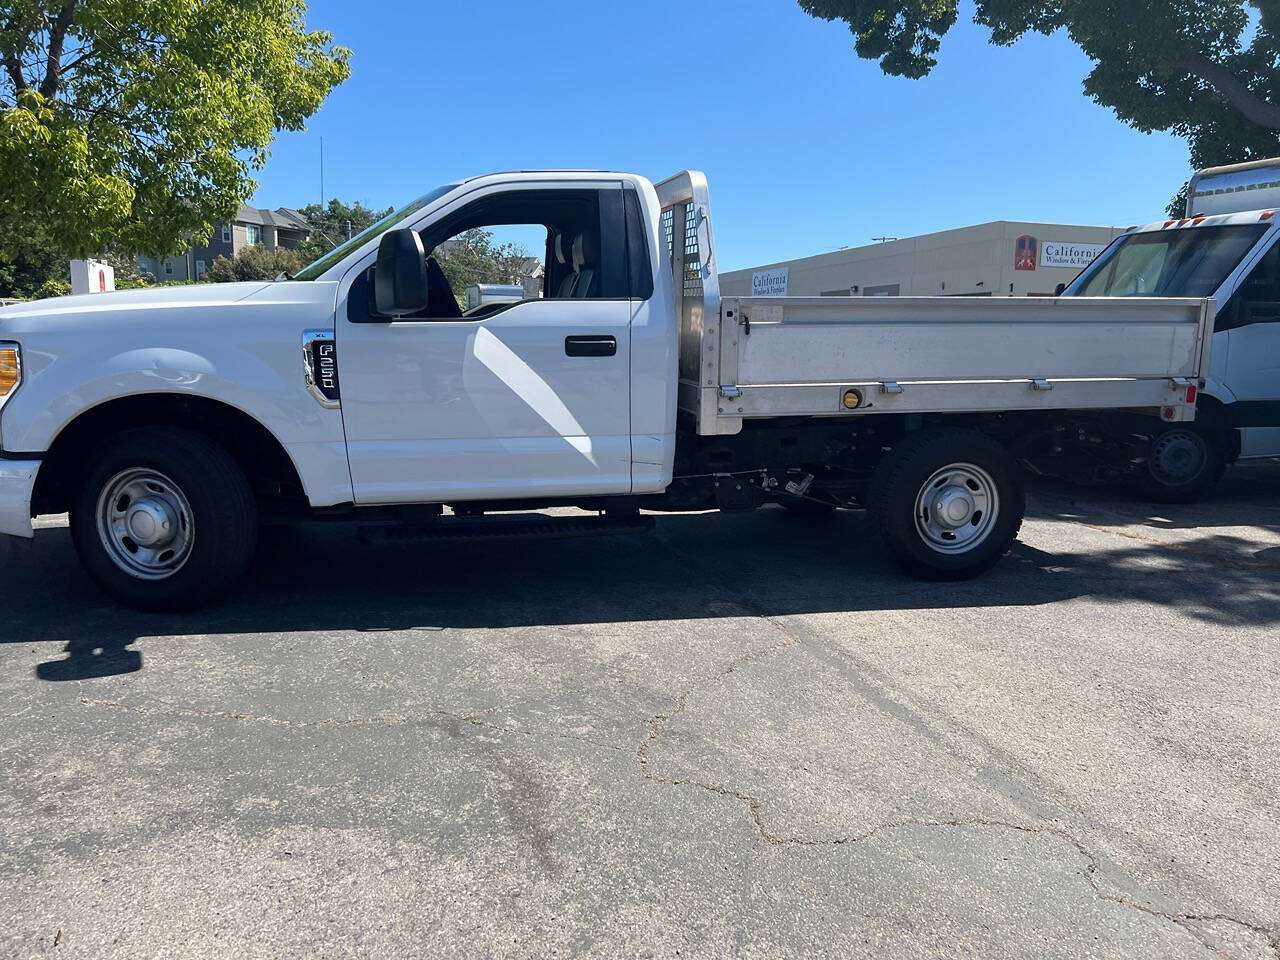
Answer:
[
  {"left": 1219, "top": 234, "right": 1280, "bottom": 456},
  {"left": 336, "top": 182, "right": 634, "bottom": 504}
]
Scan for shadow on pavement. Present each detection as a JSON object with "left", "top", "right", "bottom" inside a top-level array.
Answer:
[
  {"left": 4, "top": 467, "right": 1279, "bottom": 681},
  {"left": 1026, "top": 460, "right": 1280, "bottom": 532}
]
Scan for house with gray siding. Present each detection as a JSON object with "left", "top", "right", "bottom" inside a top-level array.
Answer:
[{"left": 137, "top": 205, "right": 311, "bottom": 282}]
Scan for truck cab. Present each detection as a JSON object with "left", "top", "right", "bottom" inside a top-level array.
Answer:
[
  {"left": 311, "top": 171, "right": 678, "bottom": 505},
  {"left": 1061, "top": 157, "right": 1280, "bottom": 499}
]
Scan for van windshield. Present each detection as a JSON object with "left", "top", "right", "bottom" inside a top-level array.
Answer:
[
  {"left": 1063, "top": 224, "right": 1268, "bottom": 298},
  {"left": 293, "top": 182, "right": 460, "bottom": 280}
]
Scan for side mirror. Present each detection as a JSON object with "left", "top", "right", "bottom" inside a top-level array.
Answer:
[
  {"left": 1053, "top": 282, "right": 1067, "bottom": 297},
  {"left": 375, "top": 228, "right": 429, "bottom": 315}
]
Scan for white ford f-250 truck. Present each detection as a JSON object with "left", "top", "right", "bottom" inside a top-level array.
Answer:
[{"left": 0, "top": 170, "right": 1213, "bottom": 609}]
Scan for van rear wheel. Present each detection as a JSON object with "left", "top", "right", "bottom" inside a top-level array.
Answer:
[
  {"left": 868, "top": 428, "right": 1025, "bottom": 580},
  {"left": 69, "top": 427, "right": 258, "bottom": 610}
]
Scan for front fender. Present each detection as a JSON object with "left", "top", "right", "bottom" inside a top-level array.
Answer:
[
  {"left": 1202, "top": 377, "right": 1237, "bottom": 406},
  {"left": 2, "top": 339, "right": 353, "bottom": 508}
]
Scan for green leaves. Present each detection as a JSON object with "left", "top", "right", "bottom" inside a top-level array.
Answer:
[
  {"left": 0, "top": 0, "right": 349, "bottom": 261},
  {"left": 798, "top": 0, "right": 960, "bottom": 77},
  {"left": 798, "top": 0, "right": 1280, "bottom": 179},
  {"left": 293, "top": 198, "right": 395, "bottom": 267},
  {"left": 202, "top": 244, "right": 302, "bottom": 283},
  {"left": 435, "top": 229, "right": 534, "bottom": 309}
]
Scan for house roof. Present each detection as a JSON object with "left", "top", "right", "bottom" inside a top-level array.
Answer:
[{"left": 235, "top": 205, "right": 311, "bottom": 232}]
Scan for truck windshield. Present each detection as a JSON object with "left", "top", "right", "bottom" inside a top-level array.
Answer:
[
  {"left": 293, "top": 183, "right": 460, "bottom": 281},
  {"left": 1063, "top": 224, "right": 1267, "bottom": 298}
]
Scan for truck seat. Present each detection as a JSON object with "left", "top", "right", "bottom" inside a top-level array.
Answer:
[
  {"left": 554, "top": 233, "right": 578, "bottom": 298},
  {"left": 570, "top": 231, "right": 598, "bottom": 298}
]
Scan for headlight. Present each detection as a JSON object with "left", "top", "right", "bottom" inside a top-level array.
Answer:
[{"left": 0, "top": 342, "right": 22, "bottom": 408}]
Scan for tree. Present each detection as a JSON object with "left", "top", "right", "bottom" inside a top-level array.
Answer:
[
  {"left": 0, "top": 224, "right": 70, "bottom": 299},
  {"left": 797, "top": 0, "right": 1280, "bottom": 207},
  {"left": 0, "top": 228, "right": 148, "bottom": 299},
  {"left": 0, "top": 0, "right": 349, "bottom": 262},
  {"left": 202, "top": 245, "right": 302, "bottom": 283},
  {"left": 294, "top": 198, "right": 394, "bottom": 267},
  {"left": 99, "top": 249, "right": 151, "bottom": 289},
  {"left": 434, "top": 229, "right": 533, "bottom": 308}
]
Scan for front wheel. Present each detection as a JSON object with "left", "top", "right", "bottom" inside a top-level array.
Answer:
[
  {"left": 867, "top": 428, "right": 1025, "bottom": 581},
  {"left": 70, "top": 427, "right": 258, "bottom": 610}
]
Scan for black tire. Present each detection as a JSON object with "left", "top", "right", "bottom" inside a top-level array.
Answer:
[
  {"left": 867, "top": 428, "right": 1025, "bottom": 581},
  {"left": 1128, "top": 421, "right": 1226, "bottom": 504},
  {"left": 69, "top": 427, "right": 258, "bottom": 610}
]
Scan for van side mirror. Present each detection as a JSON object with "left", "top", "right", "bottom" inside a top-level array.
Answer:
[
  {"left": 375, "top": 228, "right": 429, "bottom": 315},
  {"left": 1053, "top": 282, "right": 1067, "bottom": 296}
]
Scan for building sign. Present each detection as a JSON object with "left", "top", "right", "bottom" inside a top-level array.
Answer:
[
  {"left": 752, "top": 267, "right": 788, "bottom": 296},
  {"left": 1014, "top": 235, "right": 1038, "bottom": 271},
  {"left": 1040, "top": 240, "right": 1107, "bottom": 269}
]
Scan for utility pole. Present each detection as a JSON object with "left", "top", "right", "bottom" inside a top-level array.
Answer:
[{"left": 320, "top": 136, "right": 325, "bottom": 209}]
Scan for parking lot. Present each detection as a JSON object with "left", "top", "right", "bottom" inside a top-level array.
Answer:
[{"left": 1, "top": 468, "right": 1278, "bottom": 959}]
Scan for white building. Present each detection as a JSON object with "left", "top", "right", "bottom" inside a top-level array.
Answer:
[{"left": 721, "top": 221, "right": 1125, "bottom": 299}]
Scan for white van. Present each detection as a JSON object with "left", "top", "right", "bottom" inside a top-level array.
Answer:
[{"left": 1061, "top": 157, "right": 1280, "bottom": 500}]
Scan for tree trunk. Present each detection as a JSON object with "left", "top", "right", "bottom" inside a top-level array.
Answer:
[{"left": 38, "top": 1, "right": 80, "bottom": 98}]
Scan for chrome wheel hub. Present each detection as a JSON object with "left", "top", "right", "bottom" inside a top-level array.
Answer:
[
  {"left": 125, "top": 497, "right": 175, "bottom": 546},
  {"left": 932, "top": 485, "right": 976, "bottom": 528},
  {"left": 914, "top": 463, "right": 999, "bottom": 554},
  {"left": 96, "top": 469, "right": 194, "bottom": 580}
]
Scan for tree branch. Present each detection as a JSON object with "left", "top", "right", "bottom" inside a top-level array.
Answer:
[
  {"left": 56, "top": 38, "right": 98, "bottom": 81},
  {"left": 1176, "top": 50, "right": 1280, "bottom": 130},
  {"left": 38, "top": 0, "right": 80, "bottom": 98},
  {"left": 1, "top": 51, "right": 27, "bottom": 93},
  {"left": 1, "top": 11, "right": 30, "bottom": 93}
]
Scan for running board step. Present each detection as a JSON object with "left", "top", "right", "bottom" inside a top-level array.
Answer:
[{"left": 357, "top": 512, "right": 654, "bottom": 545}]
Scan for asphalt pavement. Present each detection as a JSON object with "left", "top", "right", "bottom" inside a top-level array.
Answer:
[{"left": 2, "top": 467, "right": 1278, "bottom": 959}]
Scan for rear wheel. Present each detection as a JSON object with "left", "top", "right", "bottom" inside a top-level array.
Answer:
[
  {"left": 1129, "top": 421, "right": 1226, "bottom": 504},
  {"left": 868, "top": 428, "right": 1025, "bottom": 580},
  {"left": 70, "top": 427, "right": 258, "bottom": 610}
]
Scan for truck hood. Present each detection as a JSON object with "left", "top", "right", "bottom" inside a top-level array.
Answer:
[
  {"left": 0, "top": 280, "right": 337, "bottom": 336},
  {"left": 0, "top": 281, "right": 272, "bottom": 321}
]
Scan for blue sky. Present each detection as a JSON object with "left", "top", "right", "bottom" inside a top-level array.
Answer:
[{"left": 250, "top": 0, "right": 1192, "bottom": 270}]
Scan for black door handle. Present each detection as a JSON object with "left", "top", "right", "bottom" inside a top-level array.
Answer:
[{"left": 565, "top": 335, "right": 616, "bottom": 357}]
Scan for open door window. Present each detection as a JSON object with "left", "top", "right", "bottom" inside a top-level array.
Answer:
[{"left": 348, "top": 188, "right": 628, "bottom": 323}]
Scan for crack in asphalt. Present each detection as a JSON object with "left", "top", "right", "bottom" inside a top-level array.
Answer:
[
  {"left": 644, "top": 729, "right": 1278, "bottom": 959},
  {"left": 636, "top": 620, "right": 798, "bottom": 779},
  {"left": 639, "top": 534, "right": 1278, "bottom": 960}
]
